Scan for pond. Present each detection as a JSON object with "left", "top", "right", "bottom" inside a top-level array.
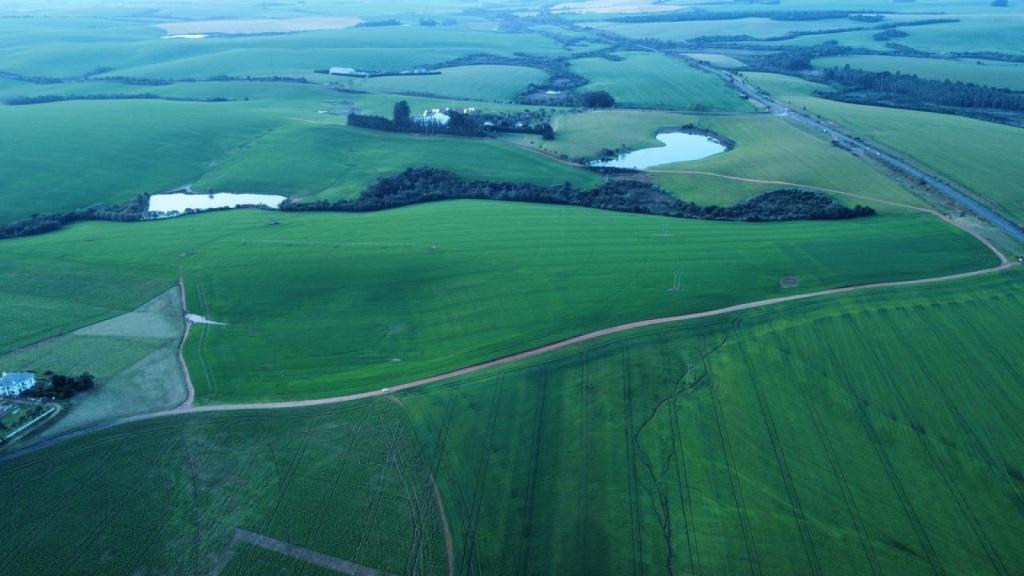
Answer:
[
  {"left": 147, "top": 193, "right": 287, "bottom": 217},
  {"left": 590, "top": 132, "right": 727, "bottom": 170}
]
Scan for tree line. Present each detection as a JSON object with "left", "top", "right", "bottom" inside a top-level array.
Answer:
[
  {"left": 22, "top": 372, "right": 96, "bottom": 400},
  {"left": 4, "top": 94, "right": 232, "bottom": 106},
  {"left": 0, "top": 195, "right": 148, "bottom": 239},
  {"left": 281, "top": 167, "right": 875, "bottom": 222},
  {"left": 821, "top": 65, "right": 1024, "bottom": 112}
]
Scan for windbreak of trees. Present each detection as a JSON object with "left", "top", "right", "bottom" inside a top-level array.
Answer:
[
  {"left": 281, "top": 167, "right": 875, "bottom": 222},
  {"left": 4, "top": 94, "right": 231, "bottom": 106},
  {"left": 0, "top": 195, "right": 149, "bottom": 239},
  {"left": 821, "top": 65, "right": 1024, "bottom": 112},
  {"left": 23, "top": 372, "right": 96, "bottom": 400}
]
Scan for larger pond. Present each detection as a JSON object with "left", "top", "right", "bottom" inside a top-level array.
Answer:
[
  {"left": 147, "top": 192, "right": 287, "bottom": 217},
  {"left": 590, "top": 132, "right": 727, "bottom": 170}
]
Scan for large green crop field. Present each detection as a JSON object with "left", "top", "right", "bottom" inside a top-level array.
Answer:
[
  {"left": 0, "top": 202, "right": 996, "bottom": 402},
  {"left": 569, "top": 52, "right": 755, "bottom": 112},
  {"left": 350, "top": 65, "right": 548, "bottom": 102},
  {"left": 2, "top": 265, "right": 1021, "bottom": 575},
  {"left": 746, "top": 72, "right": 1024, "bottom": 225},
  {"left": 4, "top": 3, "right": 1024, "bottom": 574}
]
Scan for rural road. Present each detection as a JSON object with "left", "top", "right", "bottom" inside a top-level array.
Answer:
[{"left": 693, "top": 61, "right": 1024, "bottom": 244}]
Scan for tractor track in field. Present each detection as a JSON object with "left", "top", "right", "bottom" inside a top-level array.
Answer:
[{"left": 0, "top": 248, "right": 1014, "bottom": 466}]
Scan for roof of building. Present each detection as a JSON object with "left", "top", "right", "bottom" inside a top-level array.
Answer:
[{"left": 0, "top": 372, "right": 35, "bottom": 386}]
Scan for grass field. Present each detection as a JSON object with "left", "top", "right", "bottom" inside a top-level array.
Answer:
[
  {"left": 569, "top": 52, "right": 755, "bottom": 112},
  {"left": 0, "top": 201, "right": 996, "bottom": 403},
  {"left": 0, "top": 94, "right": 598, "bottom": 223},
  {"left": 0, "top": 400, "right": 448, "bottom": 575},
  {"left": 350, "top": 65, "right": 548, "bottom": 102},
  {"left": 192, "top": 123, "right": 600, "bottom": 202},
  {"left": 813, "top": 55, "right": 1024, "bottom": 92},
  {"left": 2, "top": 265, "right": 1021, "bottom": 574},
  {"left": 746, "top": 72, "right": 1024, "bottom": 225},
  {"left": 685, "top": 53, "right": 748, "bottom": 69}
]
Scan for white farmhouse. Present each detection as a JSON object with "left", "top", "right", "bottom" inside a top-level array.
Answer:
[{"left": 0, "top": 372, "right": 35, "bottom": 397}]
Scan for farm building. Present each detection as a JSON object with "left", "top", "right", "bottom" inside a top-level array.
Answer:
[
  {"left": 417, "top": 109, "right": 451, "bottom": 127},
  {"left": 0, "top": 372, "right": 35, "bottom": 397},
  {"left": 328, "top": 67, "right": 368, "bottom": 77}
]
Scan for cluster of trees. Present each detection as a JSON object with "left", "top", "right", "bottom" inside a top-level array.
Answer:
[
  {"left": 820, "top": 65, "right": 1024, "bottom": 112},
  {"left": 355, "top": 19, "right": 401, "bottom": 27},
  {"left": 0, "top": 194, "right": 148, "bottom": 239},
  {"left": 348, "top": 101, "right": 556, "bottom": 139},
  {"left": 873, "top": 29, "right": 908, "bottom": 41},
  {"left": 281, "top": 167, "right": 875, "bottom": 222},
  {"left": 4, "top": 93, "right": 231, "bottom": 106},
  {"left": 419, "top": 17, "right": 456, "bottom": 26},
  {"left": 23, "top": 372, "right": 96, "bottom": 400},
  {"left": 749, "top": 42, "right": 852, "bottom": 71}
]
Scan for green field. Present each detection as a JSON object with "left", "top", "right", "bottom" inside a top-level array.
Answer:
[
  {"left": 0, "top": 95, "right": 598, "bottom": 223},
  {"left": 746, "top": 72, "right": 1024, "bottom": 225},
  {"left": 3, "top": 5, "right": 1024, "bottom": 574},
  {"left": 2, "top": 265, "right": 1021, "bottom": 574},
  {"left": 192, "top": 123, "right": 599, "bottom": 202},
  {"left": 350, "top": 65, "right": 548, "bottom": 102},
  {"left": 0, "top": 202, "right": 996, "bottom": 403},
  {"left": 813, "top": 55, "right": 1024, "bottom": 92},
  {"left": 569, "top": 52, "right": 755, "bottom": 112},
  {"left": 528, "top": 110, "right": 923, "bottom": 207}
]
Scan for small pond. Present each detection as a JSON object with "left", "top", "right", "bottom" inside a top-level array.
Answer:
[
  {"left": 147, "top": 193, "right": 287, "bottom": 217},
  {"left": 590, "top": 132, "right": 727, "bottom": 170}
]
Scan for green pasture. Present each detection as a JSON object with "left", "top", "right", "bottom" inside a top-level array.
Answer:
[
  {"left": 685, "top": 53, "right": 748, "bottom": 69},
  {"left": 349, "top": 65, "right": 548, "bottom": 102},
  {"left": 0, "top": 400, "right": 448, "bottom": 575},
  {"left": 569, "top": 52, "right": 754, "bottom": 112},
  {"left": 533, "top": 110, "right": 923, "bottom": 207},
  {"left": 746, "top": 72, "right": 1024, "bottom": 225},
  {"left": 813, "top": 55, "right": 1024, "bottom": 91},
  {"left": 0, "top": 94, "right": 596, "bottom": 223},
  {"left": 192, "top": 123, "right": 600, "bottom": 201},
  {"left": 3, "top": 265, "right": 1022, "bottom": 574},
  {"left": 0, "top": 201, "right": 996, "bottom": 403},
  {"left": 584, "top": 17, "right": 862, "bottom": 42}
]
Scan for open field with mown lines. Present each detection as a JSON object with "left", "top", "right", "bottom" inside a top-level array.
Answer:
[
  {"left": 0, "top": 201, "right": 996, "bottom": 402},
  {"left": 3, "top": 2, "right": 1024, "bottom": 574},
  {"left": 3, "top": 267, "right": 1022, "bottom": 575}
]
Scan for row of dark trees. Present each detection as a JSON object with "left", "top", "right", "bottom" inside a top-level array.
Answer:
[
  {"left": 4, "top": 93, "right": 231, "bottom": 106},
  {"left": 23, "top": 372, "right": 96, "bottom": 400},
  {"left": 821, "top": 65, "right": 1024, "bottom": 112},
  {"left": 0, "top": 195, "right": 148, "bottom": 239},
  {"left": 281, "top": 167, "right": 875, "bottom": 222}
]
